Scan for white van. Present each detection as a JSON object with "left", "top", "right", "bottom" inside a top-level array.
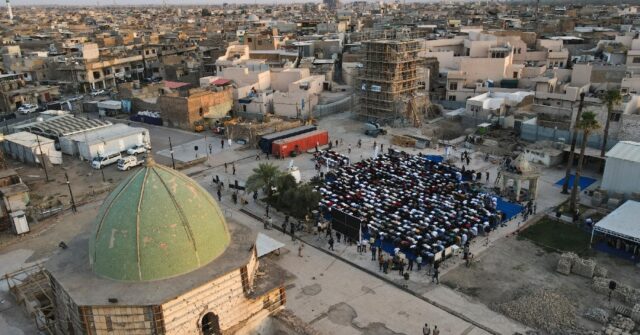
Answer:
[
  {"left": 91, "top": 152, "right": 122, "bottom": 169},
  {"left": 117, "top": 156, "right": 144, "bottom": 171}
]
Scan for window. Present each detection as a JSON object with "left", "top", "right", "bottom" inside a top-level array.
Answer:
[
  {"left": 449, "top": 82, "right": 458, "bottom": 91},
  {"left": 448, "top": 95, "right": 456, "bottom": 101},
  {"left": 610, "top": 113, "right": 622, "bottom": 122},
  {"left": 633, "top": 57, "right": 640, "bottom": 64},
  {"left": 199, "top": 107, "right": 204, "bottom": 116},
  {"left": 247, "top": 38, "right": 252, "bottom": 43},
  {"left": 513, "top": 72, "right": 518, "bottom": 79}
]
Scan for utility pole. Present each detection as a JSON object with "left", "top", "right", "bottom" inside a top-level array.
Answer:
[
  {"left": 65, "top": 172, "right": 77, "bottom": 213},
  {"left": 562, "top": 92, "right": 585, "bottom": 194},
  {"left": 35, "top": 134, "right": 50, "bottom": 182},
  {"left": 169, "top": 136, "right": 176, "bottom": 169},
  {"left": 100, "top": 168, "right": 106, "bottom": 183}
]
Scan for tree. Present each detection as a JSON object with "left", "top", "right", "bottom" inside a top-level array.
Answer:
[
  {"left": 569, "top": 111, "right": 601, "bottom": 214},
  {"left": 562, "top": 92, "right": 585, "bottom": 194},
  {"left": 600, "top": 89, "right": 622, "bottom": 158},
  {"left": 201, "top": 8, "right": 211, "bottom": 16},
  {"left": 246, "top": 163, "right": 282, "bottom": 197}
]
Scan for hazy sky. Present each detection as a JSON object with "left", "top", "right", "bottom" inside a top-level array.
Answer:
[{"left": 9, "top": 0, "right": 313, "bottom": 5}]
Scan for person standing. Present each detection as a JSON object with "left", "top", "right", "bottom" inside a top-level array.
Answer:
[
  {"left": 221, "top": 139, "right": 225, "bottom": 149},
  {"left": 289, "top": 222, "right": 295, "bottom": 241},
  {"left": 398, "top": 259, "right": 405, "bottom": 276},
  {"left": 232, "top": 162, "right": 236, "bottom": 175},
  {"left": 328, "top": 236, "right": 335, "bottom": 251},
  {"left": 253, "top": 191, "right": 258, "bottom": 202},
  {"left": 265, "top": 204, "right": 270, "bottom": 217},
  {"left": 432, "top": 325, "right": 440, "bottom": 335},
  {"left": 422, "top": 323, "right": 431, "bottom": 335},
  {"left": 378, "top": 253, "right": 384, "bottom": 271},
  {"left": 416, "top": 255, "right": 422, "bottom": 271},
  {"left": 216, "top": 189, "right": 222, "bottom": 201},
  {"left": 298, "top": 244, "right": 304, "bottom": 257},
  {"left": 224, "top": 162, "right": 228, "bottom": 173},
  {"left": 432, "top": 266, "right": 439, "bottom": 284},
  {"left": 282, "top": 221, "right": 287, "bottom": 235},
  {"left": 371, "top": 245, "right": 377, "bottom": 261},
  {"left": 486, "top": 171, "right": 490, "bottom": 183},
  {"left": 209, "top": 143, "right": 212, "bottom": 155},
  {"left": 407, "top": 257, "right": 414, "bottom": 271},
  {"left": 348, "top": 144, "right": 352, "bottom": 154},
  {"left": 336, "top": 231, "right": 341, "bottom": 243}
]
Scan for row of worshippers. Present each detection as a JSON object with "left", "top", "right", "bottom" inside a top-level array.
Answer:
[
  {"left": 313, "top": 150, "right": 350, "bottom": 169},
  {"left": 318, "top": 152, "right": 503, "bottom": 263}
]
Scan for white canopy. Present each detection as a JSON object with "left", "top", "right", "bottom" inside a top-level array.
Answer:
[
  {"left": 592, "top": 200, "right": 640, "bottom": 244},
  {"left": 256, "top": 233, "right": 286, "bottom": 257}
]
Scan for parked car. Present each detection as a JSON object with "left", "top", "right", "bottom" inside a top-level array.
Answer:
[
  {"left": 91, "top": 152, "right": 122, "bottom": 169},
  {"left": 126, "top": 144, "right": 150, "bottom": 155},
  {"left": 90, "top": 89, "right": 106, "bottom": 97},
  {"left": 17, "top": 104, "right": 37, "bottom": 114},
  {"left": 117, "top": 155, "right": 144, "bottom": 171}
]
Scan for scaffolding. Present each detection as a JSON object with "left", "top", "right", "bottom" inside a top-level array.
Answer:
[
  {"left": 2, "top": 263, "right": 55, "bottom": 334},
  {"left": 357, "top": 39, "right": 423, "bottom": 124}
]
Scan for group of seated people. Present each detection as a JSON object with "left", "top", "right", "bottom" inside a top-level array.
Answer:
[{"left": 318, "top": 151, "right": 504, "bottom": 263}]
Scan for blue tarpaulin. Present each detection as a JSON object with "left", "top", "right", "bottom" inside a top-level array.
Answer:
[{"left": 554, "top": 175, "right": 597, "bottom": 190}]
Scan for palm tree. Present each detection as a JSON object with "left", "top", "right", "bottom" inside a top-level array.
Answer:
[
  {"left": 246, "top": 163, "right": 283, "bottom": 197},
  {"left": 569, "top": 111, "right": 601, "bottom": 214},
  {"left": 562, "top": 92, "right": 585, "bottom": 194},
  {"left": 600, "top": 89, "right": 622, "bottom": 158}
]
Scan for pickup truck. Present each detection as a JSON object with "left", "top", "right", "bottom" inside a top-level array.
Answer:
[{"left": 117, "top": 155, "right": 145, "bottom": 171}]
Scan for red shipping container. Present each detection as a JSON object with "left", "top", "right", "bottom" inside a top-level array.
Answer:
[{"left": 271, "top": 130, "right": 329, "bottom": 158}]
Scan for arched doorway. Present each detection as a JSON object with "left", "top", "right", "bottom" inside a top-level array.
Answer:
[{"left": 201, "top": 312, "right": 221, "bottom": 335}]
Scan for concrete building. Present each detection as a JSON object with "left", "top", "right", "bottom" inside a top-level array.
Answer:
[
  {"left": 45, "top": 161, "right": 285, "bottom": 334},
  {"left": 157, "top": 87, "right": 234, "bottom": 130},
  {"left": 601, "top": 141, "right": 640, "bottom": 197}
]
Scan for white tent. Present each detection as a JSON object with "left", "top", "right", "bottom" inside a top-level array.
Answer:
[
  {"left": 591, "top": 200, "right": 640, "bottom": 244},
  {"left": 256, "top": 233, "right": 286, "bottom": 257}
]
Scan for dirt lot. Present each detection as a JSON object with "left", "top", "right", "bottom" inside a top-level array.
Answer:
[{"left": 441, "top": 234, "right": 639, "bottom": 334}]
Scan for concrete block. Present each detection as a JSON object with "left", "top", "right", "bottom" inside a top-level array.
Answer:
[
  {"left": 631, "top": 304, "right": 640, "bottom": 323},
  {"left": 571, "top": 258, "right": 596, "bottom": 278},
  {"left": 594, "top": 265, "right": 609, "bottom": 278}
]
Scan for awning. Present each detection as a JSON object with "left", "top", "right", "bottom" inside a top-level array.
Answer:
[
  {"left": 212, "top": 78, "right": 231, "bottom": 86},
  {"left": 592, "top": 200, "right": 640, "bottom": 244},
  {"left": 256, "top": 233, "right": 286, "bottom": 257}
]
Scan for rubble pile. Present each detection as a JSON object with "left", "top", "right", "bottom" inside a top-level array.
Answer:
[
  {"left": 556, "top": 252, "right": 577, "bottom": 275},
  {"left": 572, "top": 258, "right": 596, "bottom": 278},
  {"left": 632, "top": 305, "right": 640, "bottom": 323},
  {"left": 584, "top": 307, "right": 610, "bottom": 324},
  {"left": 496, "top": 290, "right": 577, "bottom": 333},
  {"left": 556, "top": 253, "right": 604, "bottom": 279},
  {"left": 602, "top": 314, "right": 637, "bottom": 334},
  {"left": 593, "top": 277, "right": 612, "bottom": 295}
]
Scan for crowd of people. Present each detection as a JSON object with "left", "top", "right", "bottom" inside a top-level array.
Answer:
[{"left": 318, "top": 150, "right": 505, "bottom": 266}]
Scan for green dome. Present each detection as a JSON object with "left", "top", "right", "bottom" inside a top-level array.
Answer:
[{"left": 89, "top": 160, "right": 230, "bottom": 282}]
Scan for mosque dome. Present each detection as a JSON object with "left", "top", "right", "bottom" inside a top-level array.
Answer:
[
  {"left": 247, "top": 14, "right": 259, "bottom": 22},
  {"left": 89, "top": 159, "right": 230, "bottom": 282}
]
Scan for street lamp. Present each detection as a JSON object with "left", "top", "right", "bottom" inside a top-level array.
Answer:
[{"left": 65, "top": 172, "right": 77, "bottom": 213}]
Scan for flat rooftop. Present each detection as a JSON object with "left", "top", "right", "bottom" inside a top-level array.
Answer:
[{"left": 46, "top": 220, "right": 258, "bottom": 306}]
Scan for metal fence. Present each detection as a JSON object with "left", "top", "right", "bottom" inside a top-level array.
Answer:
[{"left": 313, "top": 95, "right": 353, "bottom": 118}]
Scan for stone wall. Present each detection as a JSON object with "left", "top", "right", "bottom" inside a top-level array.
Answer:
[{"left": 158, "top": 88, "right": 233, "bottom": 130}]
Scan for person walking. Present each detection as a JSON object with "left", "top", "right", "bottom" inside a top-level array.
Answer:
[
  {"left": 382, "top": 258, "right": 389, "bottom": 274},
  {"left": 281, "top": 221, "right": 287, "bottom": 235},
  {"left": 232, "top": 162, "right": 236, "bottom": 175},
  {"left": 371, "top": 245, "right": 377, "bottom": 261},
  {"left": 432, "top": 325, "right": 440, "bottom": 335},
  {"left": 416, "top": 255, "right": 422, "bottom": 271},
  {"left": 348, "top": 144, "right": 352, "bottom": 154},
  {"left": 373, "top": 140, "right": 377, "bottom": 149},
  {"left": 336, "top": 231, "right": 341, "bottom": 243},
  {"left": 378, "top": 254, "right": 384, "bottom": 271},
  {"left": 224, "top": 162, "right": 228, "bottom": 173},
  {"left": 265, "top": 204, "right": 270, "bottom": 217},
  {"left": 298, "top": 244, "right": 304, "bottom": 257},
  {"left": 328, "top": 236, "right": 335, "bottom": 251},
  {"left": 422, "top": 323, "right": 431, "bottom": 335},
  {"left": 253, "top": 191, "right": 258, "bottom": 202},
  {"left": 357, "top": 139, "right": 362, "bottom": 148},
  {"left": 407, "top": 257, "right": 414, "bottom": 271},
  {"left": 217, "top": 189, "right": 222, "bottom": 201},
  {"left": 398, "top": 259, "right": 405, "bottom": 276},
  {"left": 221, "top": 139, "right": 225, "bottom": 149},
  {"left": 432, "top": 266, "right": 439, "bottom": 284}
]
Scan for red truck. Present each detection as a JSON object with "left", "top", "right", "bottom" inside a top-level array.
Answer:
[{"left": 271, "top": 130, "right": 329, "bottom": 158}]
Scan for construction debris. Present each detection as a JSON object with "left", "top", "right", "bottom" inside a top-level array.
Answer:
[
  {"left": 556, "top": 252, "right": 577, "bottom": 275},
  {"left": 495, "top": 289, "right": 577, "bottom": 333},
  {"left": 604, "top": 314, "right": 637, "bottom": 334},
  {"left": 572, "top": 258, "right": 596, "bottom": 278},
  {"left": 584, "top": 307, "right": 610, "bottom": 324}
]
